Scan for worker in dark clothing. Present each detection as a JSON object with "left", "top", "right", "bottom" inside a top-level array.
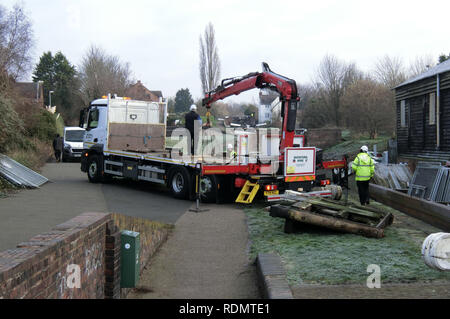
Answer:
[
  {"left": 351, "top": 145, "right": 375, "bottom": 205},
  {"left": 53, "top": 134, "right": 63, "bottom": 162},
  {"left": 185, "top": 104, "right": 202, "bottom": 155}
]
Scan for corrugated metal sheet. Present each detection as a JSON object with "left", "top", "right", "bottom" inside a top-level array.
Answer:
[
  {"left": 408, "top": 162, "right": 450, "bottom": 204},
  {"left": 0, "top": 154, "right": 48, "bottom": 188},
  {"left": 372, "top": 163, "right": 412, "bottom": 190},
  {"left": 408, "top": 162, "right": 441, "bottom": 199}
]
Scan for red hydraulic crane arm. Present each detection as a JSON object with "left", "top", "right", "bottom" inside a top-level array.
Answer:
[
  {"left": 202, "top": 73, "right": 260, "bottom": 106},
  {"left": 202, "top": 63, "right": 299, "bottom": 157}
]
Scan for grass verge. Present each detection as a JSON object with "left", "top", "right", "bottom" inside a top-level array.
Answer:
[
  {"left": 323, "top": 135, "right": 391, "bottom": 160},
  {"left": 244, "top": 198, "right": 450, "bottom": 285}
]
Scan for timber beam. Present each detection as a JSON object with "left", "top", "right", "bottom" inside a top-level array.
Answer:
[{"left": 369, "top": 183, "right": 450, "bottom": 231}]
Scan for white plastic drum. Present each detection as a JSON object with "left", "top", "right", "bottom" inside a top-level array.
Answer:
[{"left": 422, "top": 233, "right": 450, "bottom": 271}]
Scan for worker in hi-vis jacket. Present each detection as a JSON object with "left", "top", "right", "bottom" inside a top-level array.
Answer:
[
  {"left": 351, "top": 145, "right": 375, "bottom": 206},
  {"left": 227, "top": 143, "right": 237, "bottom": 161}
]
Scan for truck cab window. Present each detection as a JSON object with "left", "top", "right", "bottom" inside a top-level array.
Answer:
[{"left": 87, "top": 109, "right": 99, "bottom": 129}]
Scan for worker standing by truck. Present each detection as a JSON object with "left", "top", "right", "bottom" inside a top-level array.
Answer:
[
  {"left": 185, "top": 104, "right": 202, "bottom": 155},
  {"left": 351, "top": 145, "right": 375, "bottom": 206},
  {"left": 227, "top": 143, "right": 237, "bottom": 161}
]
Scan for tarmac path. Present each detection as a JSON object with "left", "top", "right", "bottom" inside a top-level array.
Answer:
[
  {"left": 128, "top": 204, "right": 260, "bottom": 299},
  {"left": 0, "top": 162, "right": 192, "bottom": 250}
]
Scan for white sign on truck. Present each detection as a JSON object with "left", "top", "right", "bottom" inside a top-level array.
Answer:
[{"left": 284, "top": 147, "right": 316, "bottom": 176}]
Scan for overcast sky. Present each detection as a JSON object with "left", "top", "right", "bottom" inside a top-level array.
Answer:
[{"left": 3, "top": 0, "right": 450, "bottom": 104}]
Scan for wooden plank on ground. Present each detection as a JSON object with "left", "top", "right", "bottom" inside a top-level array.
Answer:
[
  {"left": 306, "top": 198, "right": 382, "bottom": 219},
  {"left": 370, "top": 183, "right": 450, "bottom": 231}
]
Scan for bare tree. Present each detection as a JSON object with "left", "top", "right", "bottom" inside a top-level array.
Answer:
[
  {"left": 316, "top": 54, "right": 361, "bottom": 127},
  {"left": 0, "top": 3, "right": 34, "bottom": 83},
  {"left": 199, "top": 23, "right": 221, "bottom": 94},
  {"left": 373, "top": 55, "right": 406, "bottom": 88},
  {"left": 299, "top": 83, "right": 331, "bottom": 128},
  {"left": 78, "top": 45, "right": 133, "bottom": 102},
  {"left": 341, "top": 78, "right": 395, "bottom": 138},
  {"left": 408, "top": 54, "right": 435, "bottom": 77}
]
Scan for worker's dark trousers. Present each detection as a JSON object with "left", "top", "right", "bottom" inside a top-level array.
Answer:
[
  {"left": 356, "top": 180, "right": 370, "bottom": 205},
  {"left": 190, "top": 135, "right": 200, "bottom": 155}
]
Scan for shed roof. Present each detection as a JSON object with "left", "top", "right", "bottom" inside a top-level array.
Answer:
[{"left": 395, "top": 59, "right": 450, "bottom": 89}]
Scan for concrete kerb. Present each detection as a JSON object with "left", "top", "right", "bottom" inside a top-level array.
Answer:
[{"left": 256, "top": 253, "right": 293, "bottom": 299}]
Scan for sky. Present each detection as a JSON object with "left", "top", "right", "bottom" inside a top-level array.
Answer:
[{"left": 3, "top": 0, "right": 450, "bottom": 104}]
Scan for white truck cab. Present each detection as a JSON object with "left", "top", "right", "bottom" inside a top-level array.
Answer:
[
  {"left": 80, "top": 94, "right": 166, "bottom": 152},
  {"left": 81, "top": 97, "right": 109, "bottom": 150}
]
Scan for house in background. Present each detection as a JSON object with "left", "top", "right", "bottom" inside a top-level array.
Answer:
[
  {"left": 258, "top": 90, "right": 280, "bottom": 124},
  {"left": 126, "top": 80, "right": 164, "bottom": 102},
  {"left": 394, "top": 59, "right": 450, "bottom": 164},
  {"left": 13, "top": 81, "right": 44, "bottom": 107}
]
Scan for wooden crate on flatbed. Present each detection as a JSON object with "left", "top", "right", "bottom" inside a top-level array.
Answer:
[{"left": 108, "top": 123, "right": 166, "bottom": 153}]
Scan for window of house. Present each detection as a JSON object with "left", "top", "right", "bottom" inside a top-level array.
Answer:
[
  {"left": 429, "top": 92, "right": 436, "bottom": 125},
  {"left": 400, "top": 100, "right": 406, "bottom": 127}
]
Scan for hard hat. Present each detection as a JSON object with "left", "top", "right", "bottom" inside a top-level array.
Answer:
[
  {"left": 190, "top": 104, "right": 197, "bottom": 111},
  {"left": 361, "top": 145, "right": 369, "bottom": 152},
  {"left": 227, "top": 143, "right": 233, "bottom": 150}
]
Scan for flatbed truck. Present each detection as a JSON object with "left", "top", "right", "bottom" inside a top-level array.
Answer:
[{"left": 79, "top": 63, "right": 347, "bottom": 203}]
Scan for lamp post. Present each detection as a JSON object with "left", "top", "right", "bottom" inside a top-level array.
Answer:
[{"left": 49, "top": 90, "right": 54, "bottom": 108}]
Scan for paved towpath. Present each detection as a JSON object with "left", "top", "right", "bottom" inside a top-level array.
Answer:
[{"left": 128, "top": 203, "right": 260, "bottom": 299}]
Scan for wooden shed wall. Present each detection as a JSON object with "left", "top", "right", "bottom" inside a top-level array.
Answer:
[
  {"left": 441, "top": 89, "right": 450, "bottom": 151},
  {"left": 395, "top": 72, "right": 450, "bottom": 159},
  {"left": 395, "top": 72, "right": 450, "bottom": 101}
]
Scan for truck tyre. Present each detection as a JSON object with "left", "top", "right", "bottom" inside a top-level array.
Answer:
[
  {"left": 199, "top": 175, "right": 218, "bottom": 203},
  {"left": 87, "top": 154, "right": 102, "bottom": 183},
  {"left": 168, "top": 166, "right": 191, "bottom": 199}
]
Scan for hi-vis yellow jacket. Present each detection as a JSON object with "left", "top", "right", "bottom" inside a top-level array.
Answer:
[{"left": 351, "top": 152, "right": 375, "bottom": 181}]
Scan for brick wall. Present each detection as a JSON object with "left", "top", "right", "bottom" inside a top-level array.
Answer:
[
  {"left": 0, "top": 212, "right": 171, "bottom": 299},
  {"left": 0, "top": 212, "right": 110, "bottom": 299},
  {"left": 111, "top": 213, "right": 172, "bottom": 298},
  {"left": 307, "top": 128, "right": 342, "bottom": 149},
  {"left": 104, "top": 223, "right": 121, "bottom": 299}
]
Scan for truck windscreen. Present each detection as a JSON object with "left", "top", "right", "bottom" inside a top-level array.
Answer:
[{"left": 65, "top": 130, "right": 85, "bottom": 142}]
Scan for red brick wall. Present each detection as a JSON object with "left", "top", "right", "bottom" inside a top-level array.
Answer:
[
  {"left": 0, "top": 212, "right": 171, "bottom": 299},
  {"left": 110, "top": 213, "right": 172, "bottom": 298},
  {"left": 0, "top": 212, "right": 110, "bottom": 299}
]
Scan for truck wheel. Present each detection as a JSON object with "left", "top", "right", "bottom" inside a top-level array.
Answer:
[
  {"left": 168, "top": 166, "right": 191, "bottom": 199},
  {"left": 200, "top": 175, "right": 217, "bottom": 203},
  {"left": 87, "top": 154, "right": 102, "bottom": 183}
]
